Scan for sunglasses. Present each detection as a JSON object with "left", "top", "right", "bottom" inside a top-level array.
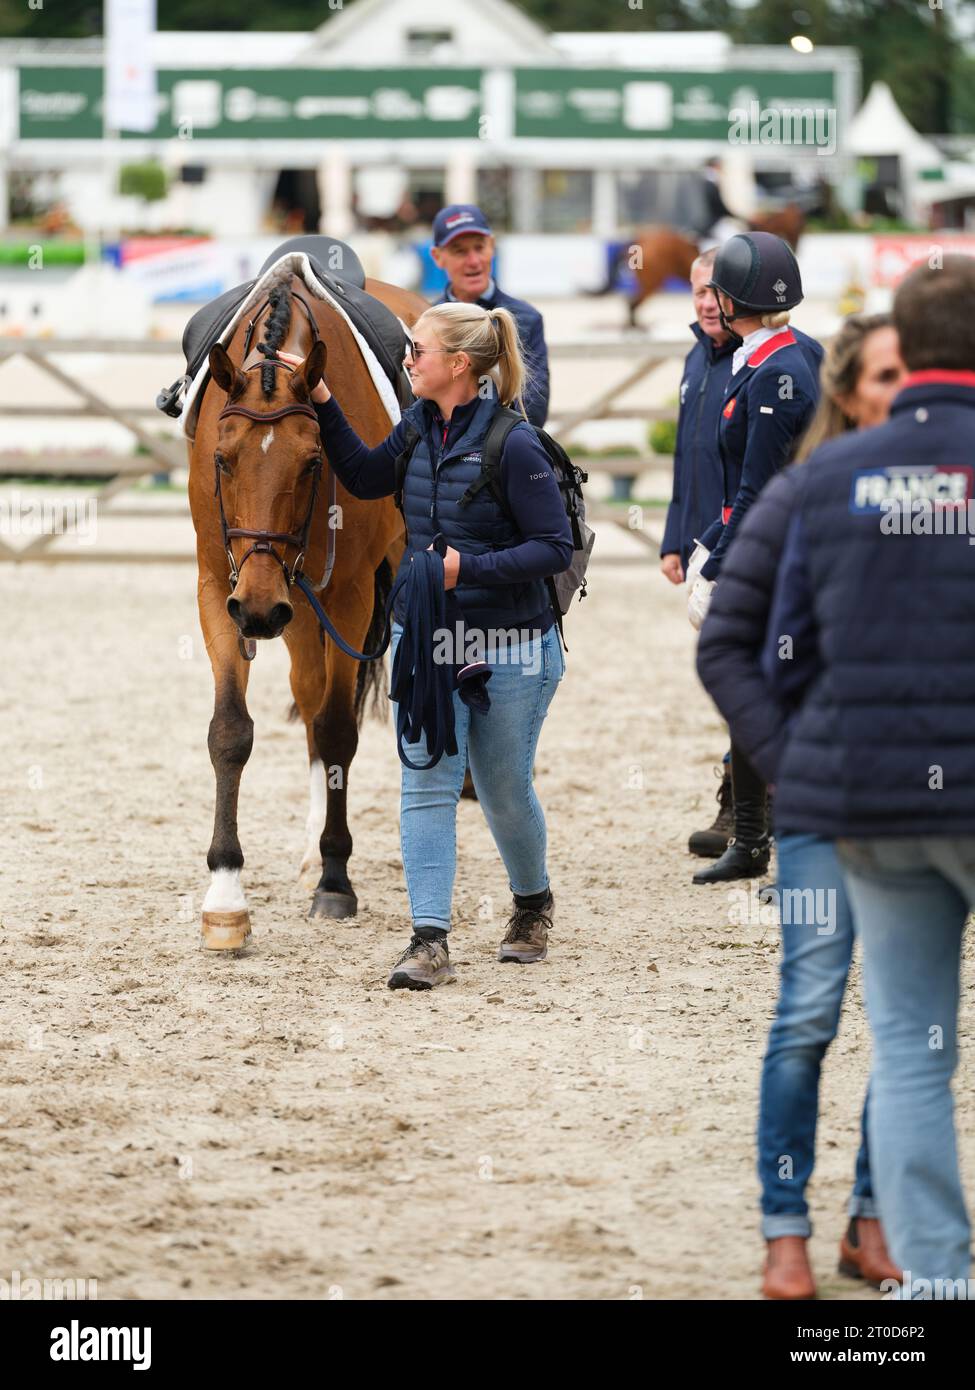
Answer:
[{"left": 407, "top": 342, "right": 450, "bottom": 360}]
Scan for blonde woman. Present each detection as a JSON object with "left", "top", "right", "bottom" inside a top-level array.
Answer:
[{"left": 280, "top": 303, "right": 572, "bottom": 990}]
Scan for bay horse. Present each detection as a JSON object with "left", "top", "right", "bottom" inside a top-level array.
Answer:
[
  {"left": 188, "top": 266, "right": 427, "bottom": 951},
  {"left": 617, "top": 205, "right": 805, "bottom": 328}
]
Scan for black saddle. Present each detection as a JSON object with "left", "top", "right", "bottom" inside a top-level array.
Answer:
[
  {"left": 158, "top": 235, "right": 410, "bottom": 422},
  {"left": 258, "top": 235, "right": 366, "bottom": 288}
]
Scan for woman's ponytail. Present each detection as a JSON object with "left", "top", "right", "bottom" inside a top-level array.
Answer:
[{"left": 489, "top": 308, "right": 528, "bottom": 416}]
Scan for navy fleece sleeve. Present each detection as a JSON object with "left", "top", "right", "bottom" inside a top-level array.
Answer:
[
  {"left": 457, "top": 424, "right": 573, "bottom": 587},
  {"left": 313, "top": 397, "right": 409, "bottom": 500},
  {"left": 661, "top": 357, "right": 691, "bottom": 558}
]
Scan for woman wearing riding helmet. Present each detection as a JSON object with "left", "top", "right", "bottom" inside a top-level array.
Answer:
[
  {"left": 687, "top": 231, "right": 823, "bottom": 886},
  {"left": 280, "top": 303, "right": 572, "bottom": 990}
]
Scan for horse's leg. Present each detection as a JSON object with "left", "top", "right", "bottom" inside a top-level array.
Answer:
[
  {"left": 199, "top": 580, "right": 254, "bottom": 951},
  {"left": 287, "top": 619, "right": 328, "bottom": 890},
  {"left": 308, "top": 637, "right": 367, "bottom": 919}
]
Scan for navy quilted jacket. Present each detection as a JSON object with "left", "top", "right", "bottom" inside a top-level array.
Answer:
[
  {"left": 695, "top": 464, "right": 803, "bottom": 788},
  {"left": 701, "top": 373, "right": 975, "bottom": 837},
  {"left": 314, "top": 388, "right": 572, "bottom": 632}
]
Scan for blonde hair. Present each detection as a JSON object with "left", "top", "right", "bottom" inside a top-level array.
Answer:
[
  {"left": 796, "top": 312, "right": 894, "bottom": 462},
  {"left": 761, "top": 310, "right": 791, "bottom": 329},
  {"left": 413, "top": 302, "right": 529, "bottom": 415}
]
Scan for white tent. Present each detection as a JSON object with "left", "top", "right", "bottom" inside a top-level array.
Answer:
[
  {"left": 848, "top": 80, "right": 946, "bottom": 222},
  {"left": 848, "top": 81, "right": 942, "bottom": 170}
]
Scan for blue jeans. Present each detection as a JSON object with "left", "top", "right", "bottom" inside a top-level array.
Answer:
[
  {"left": 390, "top": 619, "right": 565, "bottom": 931},
  {"left": 835, "top": 836, "right": 973, "bottom": 1291},
  {"left": 758, "top": 834, "right": 876, "bottom": 1239}
]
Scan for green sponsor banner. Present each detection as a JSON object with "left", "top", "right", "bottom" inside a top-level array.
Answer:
[
  {"left": 515, "top": 68, "right": 838, "bottom": 141},
  {"left": 17, "top": 67, "right": 483, "bottom": 139}
]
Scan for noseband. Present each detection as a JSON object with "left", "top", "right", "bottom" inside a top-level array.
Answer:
[{"left": 215, "top": 357, "right": 324, "bottom": 591}]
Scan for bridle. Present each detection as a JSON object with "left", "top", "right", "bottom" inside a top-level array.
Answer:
[
  {"left": 211, "top": 292, "right": 396, "bottom": 667},
  {"left": 216, "top": 368, "right": 323, "bottom": 589},
  {"left": 214, "top": 299, "right": 338, "bottom": 593}
]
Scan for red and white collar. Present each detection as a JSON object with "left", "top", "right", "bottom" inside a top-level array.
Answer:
[{"left": 732, "top": 326, "right": 796, "bottom": 375}]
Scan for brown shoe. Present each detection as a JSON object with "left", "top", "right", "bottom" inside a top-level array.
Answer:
[
  {"left": 498, "top": 892, "right": 553, "bottom": 963},
  {"left": 387, "top": 934, "right": 455, "bottom": 991},
  {"left": 688, "top": 765, "right": 734, "bottom": 858},
  {"left": 762, "top": 1236, "right": 817, "bottom": 1300},
  {"left": 838, "top": 1217, "right": 902, "bottom": 1287}
]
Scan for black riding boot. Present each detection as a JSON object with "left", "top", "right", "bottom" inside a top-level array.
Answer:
[{"left": 693, "top": 745, "right": 770, "bottom": 884}]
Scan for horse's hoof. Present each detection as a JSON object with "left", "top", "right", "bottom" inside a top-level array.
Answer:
[
  {"left": 201, "top": 909, "right": 252, "bottom": 951},
  {"left": 309, "top": 889, "right": 358, "bottom": 920}
]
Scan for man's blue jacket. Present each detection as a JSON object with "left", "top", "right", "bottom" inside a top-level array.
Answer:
[{"left": 661, "top": 322, "right": 736, "bottom": 568}]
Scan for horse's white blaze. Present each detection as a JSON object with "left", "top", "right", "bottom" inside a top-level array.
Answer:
[
  {"left": 261, "top": 427, "right": 274, "bottom": 454},
  {"left": 202, "top": 867, "right": 248, "bottom": 912},
  {"left": 300, "top": 758, "right": 327, "bottom": 876}
]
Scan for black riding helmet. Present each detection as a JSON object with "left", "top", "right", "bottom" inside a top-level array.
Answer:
[{"left": 707, "top": 231, "right": 803, "bottom": 336}]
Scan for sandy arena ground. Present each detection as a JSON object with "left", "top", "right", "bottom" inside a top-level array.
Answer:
[{"left": 3, "top": 548, "right": 972, "bottom": 1302}]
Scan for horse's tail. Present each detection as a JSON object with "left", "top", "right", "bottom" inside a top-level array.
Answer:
[{"left": 355, "top": 556, "right": 393, "bottom": 726}]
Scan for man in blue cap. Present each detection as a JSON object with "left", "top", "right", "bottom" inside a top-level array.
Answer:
[{"left": 431, "top": 203, "right": 550, "bottom": 427}]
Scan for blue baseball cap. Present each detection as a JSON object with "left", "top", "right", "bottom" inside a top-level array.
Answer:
[{"left": 432, "top": 204, "right": 493, "bottom": 248}]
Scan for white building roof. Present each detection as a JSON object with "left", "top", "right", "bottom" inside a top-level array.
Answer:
[{"left": 298, "top": 0, "right": 559, "bottom": 66}]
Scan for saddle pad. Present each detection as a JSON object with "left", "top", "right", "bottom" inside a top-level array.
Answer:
[{"left": 179, "top": 250, "right": 411, "bottom": 441}]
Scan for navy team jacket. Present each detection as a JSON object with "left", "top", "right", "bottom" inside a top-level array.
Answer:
[
  {"left": 699, "top": 327, "right": 822, "bottom": 581},
  {"left": 758, "top": 371, "right": 975, "bottom": 838},
  {"left": 660, "top": 322, "right": 736, "bottom": 568},
  {"left": 313, "top": 388, "right": 572, "bottom": 633}
]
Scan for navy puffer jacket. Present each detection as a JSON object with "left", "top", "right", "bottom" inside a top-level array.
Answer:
[
  {"left": 701, "top": 374, "right": 975, "bottom": 838},
  {"left": 695, "top": 465, "right": 803, "bottom": 783}
]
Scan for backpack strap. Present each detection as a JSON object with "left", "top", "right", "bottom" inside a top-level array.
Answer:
[
  {"left": 458, "top": 407, "right": 570, "bottom": 652},
  {"left": 392, "top": 423, "right": 422, "bottom": 514},
  {"left": 457, "top": 406, "right": 523, "bottom": 518}
]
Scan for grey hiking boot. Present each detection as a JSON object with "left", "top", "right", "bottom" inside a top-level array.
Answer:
[
  {"left": 498, "top": 892, "right": 554, "bottom": 964},
  {"left": 387, "top": 934, "right": 455, "bottom": 991}
]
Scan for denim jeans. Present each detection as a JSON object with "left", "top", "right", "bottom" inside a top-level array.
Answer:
[
  {"left": 835, "top": 836, "right": 973, "bottom": 1292},
  {"left": 390, "top": 619, "right": 565, "bottom": 931},
  {"left": 758, "top": 833, "right": 876, "bottom": 1239}
]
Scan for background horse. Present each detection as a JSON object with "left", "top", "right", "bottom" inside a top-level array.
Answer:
[
  {"left": 613, "top": 205, "right": 806, "bottom": 328},
  {"left": 188, "top": 267, "right": 426, "bottom": 950}
]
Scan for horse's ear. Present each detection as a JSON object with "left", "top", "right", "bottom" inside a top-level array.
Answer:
[
  {"left": 293, "top": 340, "right": 327, "bottom": 398},
  {"left": 209, "top": 344, "right": 242, "bottom": 396}
]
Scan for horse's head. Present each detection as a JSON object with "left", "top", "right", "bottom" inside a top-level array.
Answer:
[{"left": 209, "top": 339, "right": 327, "bottom": 640}]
